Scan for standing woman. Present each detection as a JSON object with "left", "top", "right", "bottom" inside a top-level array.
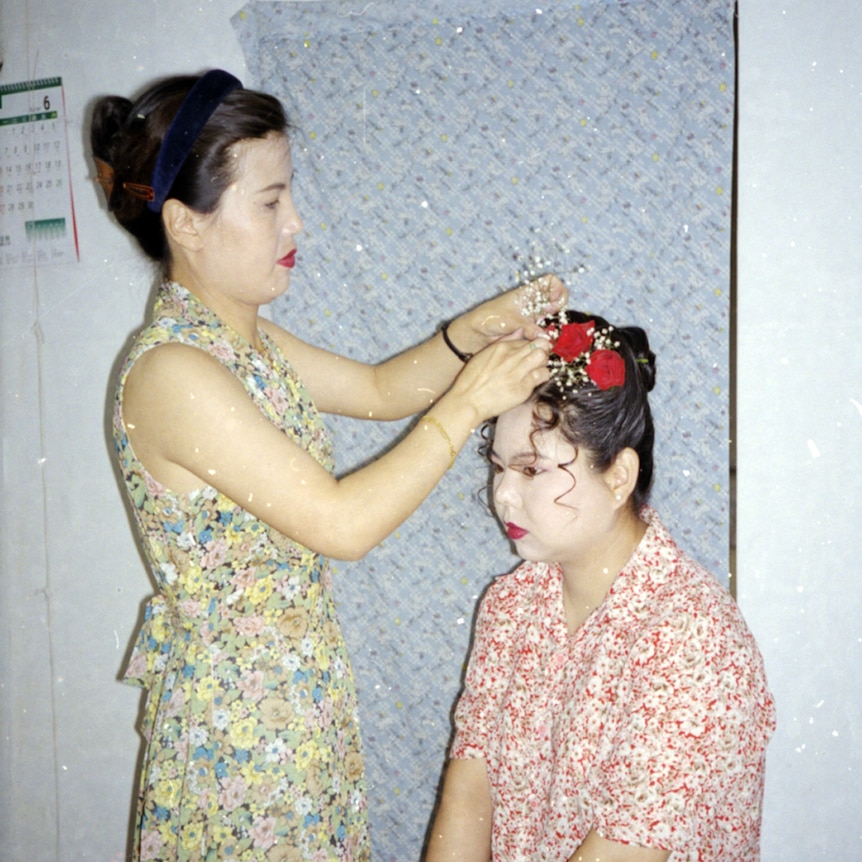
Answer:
[
  {"left": 91, "top": 70, "right": 564, "bottom": 861},
  {"left": 427, "top": 310, "right": 775, "bottom": 862}
]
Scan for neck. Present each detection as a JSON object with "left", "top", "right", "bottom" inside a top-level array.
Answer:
[
  {"left": 168, "top": 261, "right": 262, "bottom": 349},
  {"left": 559, "top": 509, "right": 646, "bottom": 633}
]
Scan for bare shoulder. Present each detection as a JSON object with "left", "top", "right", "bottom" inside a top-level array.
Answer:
[
  {"left": 118, "top": 337, "right": 345, "bottom": 546},
  {"left": 122, "top": 342, "right": 260, "bottom": 489},
  {"left": 123, "top": 341, "right": 264, "bottom": 437},
  {"left": 124, "top": 341, "right": 240, "bottom": 400}
]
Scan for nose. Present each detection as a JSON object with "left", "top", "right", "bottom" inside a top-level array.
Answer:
[
  {"left": 283, "top": 194, "right": 304, "bottom": 236},
  {"left": 492, "top": 469, "right": 520, "bottom": 511}
]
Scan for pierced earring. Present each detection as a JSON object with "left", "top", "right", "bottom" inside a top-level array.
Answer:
[{"left": 614, "top": 493, "right": 622, "bottom": 501}]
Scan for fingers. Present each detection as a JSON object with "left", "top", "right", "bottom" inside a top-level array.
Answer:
[
  {"left": 497, "top": 326, "right": 526, "bottom": 343},
  {"left": 472, "top": 275, "right": 568, "bottom": 344},
  {"left": 524, "top": 333, "right": 552, "bottom": 357},
  {"left": 461, "top": 332, "right": 547, "bottom": 385},
  {"left": 520, "top": 320, "right": 555, "bottom": 343},
  {"left": 495, "top": 337, "right": 552, "bottom": 404},
  {"left": 516, "top": 273, "right": 568, "bottom": 321},
  {"left": 451, "top": 330, "right": 552, "bottom": 420},
  {"left": 489, "top": 333, "right": 551, "bottom": 387},
  {"left": 522, "top": 336, "right": 552, "bottom": 377},
  {"left": 547, "top": 274, "right": 568, "bottom": 307}
]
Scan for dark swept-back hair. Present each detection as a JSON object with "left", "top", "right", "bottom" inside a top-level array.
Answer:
[
  {"left": 486, "top": 309, "right": 657, "bottom": 511},
  {"left": 90, "top": 73, "right": 290, "bottom": 263}
]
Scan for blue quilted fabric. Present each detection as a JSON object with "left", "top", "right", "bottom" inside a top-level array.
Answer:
[{"left": 233, "top": 2, "right": 734, "bottom": 856}]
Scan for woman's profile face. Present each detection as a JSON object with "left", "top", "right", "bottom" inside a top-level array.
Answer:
[{"left": 191, "top": 132, "right": 304, "bottom": 306}]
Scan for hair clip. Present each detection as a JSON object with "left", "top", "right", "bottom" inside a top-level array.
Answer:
[
  {"left": 94, "top": 157, "right": 115, "bottom": 199},
  {"left": 122, "top": 182, "right": 156, "bottom": 202}
]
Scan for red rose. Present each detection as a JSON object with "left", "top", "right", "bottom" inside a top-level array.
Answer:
[
  {"left": 586, "top": 349, "right": 626, "bottom": 390},
  {"left": 552, "top": 321, "right": 594, "bottom": 362}
]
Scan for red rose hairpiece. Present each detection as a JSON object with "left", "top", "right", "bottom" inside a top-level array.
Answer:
[{"left": 543, "top": 314, "right": 626, "bottom": 392}]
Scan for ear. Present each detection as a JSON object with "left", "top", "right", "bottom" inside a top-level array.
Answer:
[
  {"left": 604, "top": 447, "right": 640, "bottom": 509},
  {"left": 162, "top": 198, "right": 206, "bottom": 252}
]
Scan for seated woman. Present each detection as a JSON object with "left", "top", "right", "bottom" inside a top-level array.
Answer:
[{"left": 426, "top": 310, "right": 776, "bottom": 862}]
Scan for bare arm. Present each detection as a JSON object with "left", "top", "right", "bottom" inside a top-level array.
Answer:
[
  {"left": 264, "top": 276, "right": 566, "bottom": 420},
  {"left": 426, "top": 759, "right": 492, "bottom": 862},
  {"left": 568, "top": 831, "right": 671, "bottom": 862},
  {"left": 122, "top": 332, "right": 550, "bottom": 561}
]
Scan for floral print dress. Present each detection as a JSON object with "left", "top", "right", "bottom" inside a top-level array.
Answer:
[{"left": 115, "top": 281, "right": 369, "bottom": 862}]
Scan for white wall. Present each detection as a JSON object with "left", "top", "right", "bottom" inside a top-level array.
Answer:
[
  {"left": 0, "top": 0, "right": 859, "bottom": 859},
  {"left": 0, "top": 2, "right": 252, "bottom": 859},
  {"left": 736, "top": 2, "right": 862, "bottom": 857}
]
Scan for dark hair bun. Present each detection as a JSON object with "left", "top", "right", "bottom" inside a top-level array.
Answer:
[
  {"left": 90, "top": 96, "right": 135, "bottom": 174},
  {"left": 617, "top": 325, "right": 657, "bottom": 393}
]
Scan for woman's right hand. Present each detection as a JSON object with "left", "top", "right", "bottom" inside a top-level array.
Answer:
[{"left": 444, "top": 328, "right": 552, "bottom": 425}]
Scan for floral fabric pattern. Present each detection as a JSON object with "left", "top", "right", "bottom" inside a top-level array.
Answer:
[
  {"left": 451, "top": 509, "right": 776, "bottom": 862},
  {"left": 115, "top": 281, "right": 369, "bottom": 861}
]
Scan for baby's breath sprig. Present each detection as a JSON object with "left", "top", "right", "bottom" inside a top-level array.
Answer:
[
  {"left": 506, "top": 236, "right": 586, "bottom": 316},
  {"left": 518, "top": 274, "right": 555, "bottom": 318}
]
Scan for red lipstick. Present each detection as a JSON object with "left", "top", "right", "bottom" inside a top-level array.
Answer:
[
  {"left": 506, "top": 522, "right": 528, "bottom": 540},
  {"left": 278, "top": 249, "right": 297, "bottom": 268}
]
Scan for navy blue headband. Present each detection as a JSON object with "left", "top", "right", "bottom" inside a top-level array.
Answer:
[{"left": 147, "top": 69, "right": 242, "bottom": 213}]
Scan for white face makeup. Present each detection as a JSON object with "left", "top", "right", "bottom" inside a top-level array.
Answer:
[{"left": 490, "top": 401, "right": 617, "bottom": 573}]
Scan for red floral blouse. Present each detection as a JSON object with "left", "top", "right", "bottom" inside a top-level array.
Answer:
[{"left": 451, "top": 509, "right": 776, "bottom": 861}]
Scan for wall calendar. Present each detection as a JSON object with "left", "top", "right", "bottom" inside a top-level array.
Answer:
[{"left": 0, "top": 76, "right": 78, "bottom": 268}]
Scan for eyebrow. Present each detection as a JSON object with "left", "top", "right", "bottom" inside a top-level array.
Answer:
[
  {"left": 490, "top": 447, "right": 542, "bottom": 464},
  {"left": 255, "top": 182, "right": 287, "bottom": 194}
]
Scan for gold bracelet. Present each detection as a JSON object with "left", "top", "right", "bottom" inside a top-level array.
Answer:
[{"left": 424, "top": 415, "right": 457, "bottom": 469}]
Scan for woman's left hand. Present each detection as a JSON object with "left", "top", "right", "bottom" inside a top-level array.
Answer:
[{"left": 448, "top": 274, "right": 568, "bottom": 355}]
